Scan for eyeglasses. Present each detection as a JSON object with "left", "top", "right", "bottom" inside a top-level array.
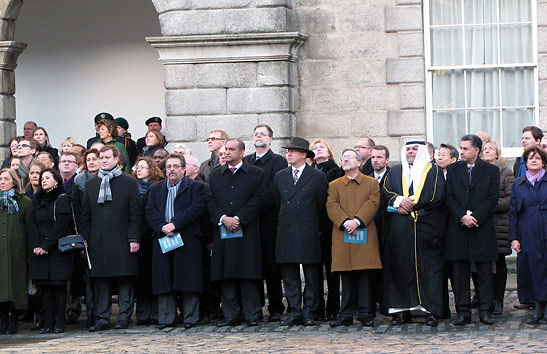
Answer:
[
  {"left": 254, "top": 132, "right": 269, "bottom": 137},
  {"left": 341, "top": 155, "right": 358, "bottom": 161},
  {"left": 59, "top": 160, "right": 76, "bottom": 164},
  {"left": 206, "top": 137, "right": 222, "bottom": 142},
  {"left": 17, "top": 144, "right": 31, "bottom": 149}
]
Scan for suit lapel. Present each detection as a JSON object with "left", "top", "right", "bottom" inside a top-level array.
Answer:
[
  {"left": 470, "top": 158, "right": 485, "bottom": 190},
  {"left": 157, "top": 180, "right": 169, "bottom": 216}
]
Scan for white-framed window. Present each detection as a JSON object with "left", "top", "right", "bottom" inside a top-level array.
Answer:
[{"left": 424, "top": 0, "right": 538, "bottom": 156}]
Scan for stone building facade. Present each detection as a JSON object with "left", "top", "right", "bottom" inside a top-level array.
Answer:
[{"left": 0, "top": 0, "right": 546, "bottom": 162}]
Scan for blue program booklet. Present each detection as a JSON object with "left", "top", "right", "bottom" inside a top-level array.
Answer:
[
  {"left": 158, "top": 233, "right": 184, "bottom": 253},
  {"left": 344, "top": 228, "right": 368, "bottom": 244},
  {"left": 220, "top": 224, "right": 243, "bottom": 239}
]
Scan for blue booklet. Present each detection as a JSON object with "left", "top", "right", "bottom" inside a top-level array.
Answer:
[
  {"left": 158, "top": 233, "right": 184, "bottom": 253},
  {"left": 220, "top": 224, "right": 243, "bottom": 239},
  {"left": 344, "top": 229, "right": 367, "bottom": 244},
  {"left": 387, "top": 205, "right": 399, "bottom": 213}
]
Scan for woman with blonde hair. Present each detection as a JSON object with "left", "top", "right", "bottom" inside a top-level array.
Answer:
[
  {"left": 0, "top": 168, "right": 32, "bottom": 334},
  {"left": 482, "top": 140, "right": 515, "bottom": 315},
  {"left": 60, "top": 137, "right": 77, "bottom": 154},
  {"left": 310, "top": 139, "right": 343, "bottom": 321}
]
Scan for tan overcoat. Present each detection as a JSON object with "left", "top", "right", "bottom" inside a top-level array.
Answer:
[{"left": 326, "top": 173, "right": 382, "bottom": 271}]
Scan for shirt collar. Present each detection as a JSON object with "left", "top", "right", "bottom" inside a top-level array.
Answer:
[
  {"left": 229, "top": 160, "right": 243, "bottom": 172},
  {"left": 374, "top": 169, "right": 386, "bottom": 181},
  {"left": 291, "top": 164, "right": 305, "bottom": 175}
]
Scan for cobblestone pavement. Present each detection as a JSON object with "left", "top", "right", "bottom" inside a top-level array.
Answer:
[{"left": 1, "top": 275, "right": 546, "bottom": 353}]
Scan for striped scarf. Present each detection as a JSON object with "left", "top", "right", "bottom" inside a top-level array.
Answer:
[
  {"left": 97, "top": 165, "right": 123, "bottom": 204},
  {"left": 0, "top": 189, "right": 19, "bottom": 214},
  {"left": 165, "top": 178, "right": 183, "bottom": 223}
]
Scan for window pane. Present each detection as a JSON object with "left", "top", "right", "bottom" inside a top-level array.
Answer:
[
  {"left": 468, "top": 109, "right": 501, "bottom": 142},
  {"left": 430, "top": 0, "right": 462, "bottom": 25},
  {"left": 464, "top": 0, "right": 496, "bottom": 24},
  {"left": 466, "top": 69, "right": 500, "bottom": 108},
  {"left": 500, "top": 24, "right": 533, "bottom": 63},
  {"left": 431, "top": 27, "right": 464, "bottom": 66},
  {"left": 465, "top": 25, "right": 498, "bottom": 65},
  {"left": 502, "top": 108, "right": 534, "bottom": 146},
  {"left": 501, "top": 68, "right": 534, "bottom": 106},
  {"left": 433, "top": 110, "right": 466, "bottom": 147},
  {"left": 433, "top": 70, "right": 465, "bottom": 109},
  {"left": 500, "top": 0, "right": 531, "bottom": 22}
]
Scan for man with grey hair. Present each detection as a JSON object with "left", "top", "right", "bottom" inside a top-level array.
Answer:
[
  {"left": 172, "top": 143, "right": 190, "bottom": 156},
  {"left": 23, "top": 121, "right": 37, "bottom": 139},
  {"left": 184, "top": 155, "right": 200, "bottom": 180}
]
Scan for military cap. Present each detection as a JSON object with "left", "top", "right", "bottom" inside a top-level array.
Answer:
[
  {"left": 94, "top": 112, "right": 114, "bottom": 124},
  {"left": 145, "top": 117, "right": 162, "bottom": 126}
]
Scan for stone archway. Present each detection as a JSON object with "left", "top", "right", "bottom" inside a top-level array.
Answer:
[{"left": 1, "top": 0, "right": 307, "bottom": 162}]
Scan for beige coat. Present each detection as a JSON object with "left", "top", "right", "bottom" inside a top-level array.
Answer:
[{"left": 326, "top": 173, "right": 382, "bottom": 271}]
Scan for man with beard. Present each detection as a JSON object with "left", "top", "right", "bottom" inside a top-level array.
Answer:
[
  {"left": 382, "top": 141, "right": 445, "bottom": 327},
  {"left": 326, "top": 148, "right": 381, "bottom": 327},
  {"left": 355, "top": 137, "right": 375, "bottom": 175},
  {"left": 81, "top": 146, "right": 142, "bottom": 331},
  {"left": 243, "top": 124, "right": 288, "bottom": 322}
]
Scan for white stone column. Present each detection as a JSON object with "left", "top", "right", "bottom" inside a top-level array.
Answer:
[{"left": 147, "top": 0, "right": 306, "bottom": 161}]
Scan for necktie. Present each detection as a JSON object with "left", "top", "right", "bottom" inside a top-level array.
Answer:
[
  {"left": 468, "top": 165, "right": 473, "bottom": 184},
  {"left": 230, "top": 167, "right": 237, "bottom": 175},
  {"left": 293, "top": 169, "right": 299, "bottom": 184}
]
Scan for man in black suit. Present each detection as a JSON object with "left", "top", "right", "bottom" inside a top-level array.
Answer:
[
  {"left": 207, "top": 139, "right": 265, "bottom": 327},
  {"left": 243, "top": 124, "right": 288, "bottom": 322},
  {"left": 355, "top": 137, "right": 375, "bottom": 175},
  {"left": 513, "top": 126, "right": 543, "bottom": 177},
  {"left": 445, "top": 134, "right": 500, "bottom": 325},
  {"left": 274, "top": 137, "right": 328, "bottom": 326},
  {"left": 366, "top": 145, "right": 390, "bottom": 315}
]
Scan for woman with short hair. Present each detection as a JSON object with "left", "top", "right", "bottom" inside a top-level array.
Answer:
[
  {"left": 509, "top": 146, "right": 547, "bottom": 324},
  {"left": 0, "top": 168, "right": 32, "bottom": 334}
]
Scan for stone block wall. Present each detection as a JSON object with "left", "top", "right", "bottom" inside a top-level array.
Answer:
[{"left": 294, "top": 0, "right": 426, "bottom": 160}]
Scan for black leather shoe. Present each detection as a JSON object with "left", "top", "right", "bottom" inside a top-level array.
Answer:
[
  {"left": 425, "top": 314, "right": 438, "bottom": 327},
  {"left": 184, "top": 323, "right": 193, "bottom": 329},
  {"left": 514, "top": 303, "right": 534, "bottom": 310},
  {"left": 326, "top": 314, "right": 337, "bottom": 321},
  {"left": 526, "top": 314, "right": 542, "bottom": 325},
  {"left": 268, "top": 313, "right": 281, "bottom": 323},
  {"left": 391, "top": 311, "right": 412, "bottom": 325},
  {"left": 156, "top": 323, "right": 176, "bottom": 330},
  {"left": 89, "top": 323, "right": 108, "bottom": 332},
  {"left": 359, "top": 317, "right": 374, "bottom": 327},
  {"left": 479, "top": 315, "right": 493, "bottom": 325},
  {"left": 216, "top": 319, "right": 240, "bottom": 327},
  {"left": 303, "top": 318, "right": 315, "bottom": 326},
  {"left": 492, "top": 301, "right": 503, "bottom": 315},
  {"left": 115, "top": 322, "right": 128, "bottom": 330},
  {"left": 329, "top": 318, "right": 353, "bottom": 327},
  {"left": 53, "top": 327, "right": 64, "bottom": 333},
  {"left": 280, "top": 317, "right": 302, "bottom": 326},
  {"left": 39, "top": 327, "right": 52, "bottom": 334},
  {"left": 247, "top": 320, "right": 258, "bottom": 327},
  {"left": 454, "top": 316, "right": 471, "bottom": 326},
  {"left": 540, "top": 317, "right": 547, "bottom": 325}
]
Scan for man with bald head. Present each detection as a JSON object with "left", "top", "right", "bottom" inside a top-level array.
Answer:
[
  {"left": 474, "top": 131, "right": 491, "bottom": 146},
  {"left": 355, "top": 137, "right": 375, "bottom": 175}
]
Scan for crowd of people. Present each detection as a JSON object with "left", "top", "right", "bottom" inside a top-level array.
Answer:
[{"left": 0, "top": 113, "right": 546, "bottom": 335}]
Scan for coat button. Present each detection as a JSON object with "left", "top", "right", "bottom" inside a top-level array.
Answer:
[
  {"left": 231, "top": 186, "right": 234, "bottom": 189},
  {"left": 287, "top": 201, "right": 290, "bottom": 204},
  {"left": 2, "top": 234, "right": 5, "bottom": 237},
  {"left": 229, "top": 202, "right": 233, "bottom": 205}
]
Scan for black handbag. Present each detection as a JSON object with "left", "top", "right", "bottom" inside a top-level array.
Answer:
[{"left": 55, "top": 196, "right": 85, "bottom": 254}]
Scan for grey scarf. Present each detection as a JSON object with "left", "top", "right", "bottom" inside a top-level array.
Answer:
[{"left": 97, "top": 166, "right": 123, "bottom": 204}]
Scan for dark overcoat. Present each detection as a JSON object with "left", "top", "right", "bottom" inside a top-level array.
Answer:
[
  {"left": 243, "top": 150, "right": 287, "bottom": 278},
  {"left": 509, "top": 173, "right": 547, "bottom": 303},
  {"left": 367, "top": 166, "right": 391, "bottom": 251},
  {"left": 207, "top": 162, "right": 264, "bottom": 281},
  {"left": 29, "top": 190, "right": 73, "bottom": 282},
  {"left": 444, "top": 158, "right": 500, "bottom": 262},
  {"left": 146, "top": 178, "right": 206, "bottom": 294},
  {"left": 80, "top": 173, "right": 142, "bottom": 278},
  {"left": 135, "top": 187, "right": 154, "bottom": 298},
  {"left": 274, "top": 164, "right": 328, "bottom": 264},
  {"left": 0, "top": 194, "right": 32, "bottom": 310}
]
